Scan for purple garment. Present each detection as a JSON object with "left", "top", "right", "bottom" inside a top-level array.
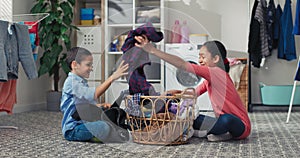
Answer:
[
  {"left": 121, "top": 22, "right": 163, "bottom": 52},
  {"left": 121, "top": 22, "right": 163, "bottom": 95},
  {"left": 169, "top": 99, "right": 194, "bottom": 116}
]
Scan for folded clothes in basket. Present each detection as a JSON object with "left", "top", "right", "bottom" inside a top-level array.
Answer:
[
  {"left": 125, "top": 93, "right": 166, "bottom": 117},
  {"left": 125, "top": 93, "right": 143, "bottom": 117},
  {"left": 169, "top": 98, "right": 194, "bottom": 119}
]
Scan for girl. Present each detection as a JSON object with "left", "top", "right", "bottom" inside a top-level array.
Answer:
[{"left": 134, "top": 36, "right": 251, "bottom": 142}]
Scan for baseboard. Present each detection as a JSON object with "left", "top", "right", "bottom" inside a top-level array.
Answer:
[
  {"left": 249, "top": 103, "right": 300, "bottom": 112},
  {"left": 0, "top": 103, "right": 47, "bottom": 116}
]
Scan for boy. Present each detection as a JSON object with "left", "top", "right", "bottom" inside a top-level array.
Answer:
[{"left": 60, "top": 47, "right": 128, "bottom": 142}]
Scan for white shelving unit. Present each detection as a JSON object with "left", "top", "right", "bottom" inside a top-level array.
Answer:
[
  {"left": 104, "top": 0, "right": 165, "bottom": 103},
  {"left": 74, "top": 0, "right": 105, "bottom": 102}
]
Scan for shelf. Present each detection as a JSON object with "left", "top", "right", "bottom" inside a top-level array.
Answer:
[
  {"left": 107, "top": 24, "right": 134, "bottom": 27},
  {"left": 134, "top": 23, "right": 161, "bottom": 27},
  {"left": 76, "top": 24, "right": 101, "bottom": 27},
  {"left": 105, "top": 0, "right": 164, "bottom": 103},
  {"left": 108, "top": 51, "right": 123, "bottom": 55},
  {"left": 79, "top": 0, "right": 101, "bottom": 2},
  {"left": 87, "top": 79, "right": 102, "bottom": 82},
  {"left": 116, "top": 79, "right": 161, "bottom": 83},
  {"left": 108, "top": 23, "right": 161, "bottom": 28}
]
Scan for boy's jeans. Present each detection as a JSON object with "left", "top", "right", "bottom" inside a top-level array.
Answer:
[{"left": 65, "top": 121, "right": 110, "bottom": 141}]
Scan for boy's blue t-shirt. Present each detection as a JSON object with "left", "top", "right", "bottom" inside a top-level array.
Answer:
[{"left": 60, "top": 72, "right": 97, "bottom": 136}]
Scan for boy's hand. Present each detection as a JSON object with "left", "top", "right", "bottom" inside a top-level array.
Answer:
[
  {"left": 96, "top": 103, "right": 111, "bottom": 109},
  {"left": 111, "top": 60, "right": 129, "bottom": 81}
]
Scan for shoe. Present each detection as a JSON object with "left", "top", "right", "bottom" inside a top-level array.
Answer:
[
  {"left": 193, "top": 130, "right": 207, "bottom": 138},
  {"left": 182, "top": 128, "right": 194, "bottom": 141},
  {"left": 207, "top": 132, "right": 232, "bottom": 142},
  {"left": 90, "top": 137, "right": 103, "bottom": 143},
  {"left": 127, "top": 129, "right": 133, "bottom": 143}
]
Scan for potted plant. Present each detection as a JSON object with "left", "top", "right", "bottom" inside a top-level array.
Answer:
[{"left": 31, "top": 0, "right": 76, "bottom": 111}]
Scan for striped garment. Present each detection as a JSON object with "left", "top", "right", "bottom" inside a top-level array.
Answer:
[{"left": 254, "top": 0, "right": 270, "bottom": 57}]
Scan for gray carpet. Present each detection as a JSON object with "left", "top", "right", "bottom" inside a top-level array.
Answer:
[{"left": 1, "top": 110, "right": 300, "bottom": 157}]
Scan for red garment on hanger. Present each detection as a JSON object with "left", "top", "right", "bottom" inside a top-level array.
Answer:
[
  {"left": 0, "top": 80, "right": 17, "bottom": 114},
  {"left": 24, "top": 21, "right": 39, "bottom": 46}
]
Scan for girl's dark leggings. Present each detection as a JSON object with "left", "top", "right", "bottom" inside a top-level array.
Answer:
[{"left": 193, "top": 113, "right": 245, "bottom": 138}]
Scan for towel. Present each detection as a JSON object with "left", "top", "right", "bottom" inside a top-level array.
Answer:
[{"left": 229, "top": 64, "right": 246, "bottom": 89}]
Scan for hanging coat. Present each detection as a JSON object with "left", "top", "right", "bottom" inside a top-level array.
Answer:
[
  {"left": 278, "top": 0, "right": 297, "bottom": 61},
  {"left": 248, "top": 0, "right": 262, "bottom": 68}
]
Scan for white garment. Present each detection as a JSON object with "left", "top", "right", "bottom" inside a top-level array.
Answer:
[{"left": 229, "top": 64, "right": 246, "bottom": 89}]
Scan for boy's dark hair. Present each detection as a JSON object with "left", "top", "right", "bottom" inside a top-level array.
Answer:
[
  {"left": 66, "top": 47, "right": 92, "bottom": 70},
  {"left": 203, "top": 40, "right": 230, "bottom": 73}
]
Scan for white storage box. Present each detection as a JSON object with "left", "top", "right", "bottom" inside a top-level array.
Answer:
[{"left": 76, "top": 26, "right": 101, "bottom": 53}]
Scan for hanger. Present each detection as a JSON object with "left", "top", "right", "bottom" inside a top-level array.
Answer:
[
  {"left": 12, "top": 13, "right": 50, "bottom": 29},
  {"left": 1, "top": 13, "right": 49, "bottom": 26},
  {"left": 0, "top": 13, "right": 49, "bottom": 34}
]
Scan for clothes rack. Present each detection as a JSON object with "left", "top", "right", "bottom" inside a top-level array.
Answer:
[
  {"left": 248, "top": 54, "right": 253, "bottom": 112},
  {"left": 12, "top": 13, "right": 49, "bottom": 29},
  {"left": 0, "top": 13, "right": 49, "bottom": 130},
  {"left": 286, "top": 56, "right": 300, "bottom": 123}
]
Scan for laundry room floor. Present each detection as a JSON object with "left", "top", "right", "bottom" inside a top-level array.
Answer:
[{"left": 1, "top": 110, "right": 300, "bottom": 157}]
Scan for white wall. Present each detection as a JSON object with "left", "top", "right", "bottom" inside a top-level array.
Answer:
[
  {"left": 165, "top": 0, "right": 249, "bottom": 52},
  {"left": 165, "top": 1, "right": 221, "bottom": 42},
  {"left": 200, "top": 0, "right": 250, "bottom": 52}
]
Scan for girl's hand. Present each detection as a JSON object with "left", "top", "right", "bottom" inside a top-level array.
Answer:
[
  {"left": 111, "top": 60, "right": 129, "bottom": 81},
  {"left": 162, "top": 89, "right": 182, "bottom": 96},
  {"left": 134, "top": 35, "right": 155, "bottom": 53}
]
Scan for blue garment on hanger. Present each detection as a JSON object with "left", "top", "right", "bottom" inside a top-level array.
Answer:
[
  {"left": 29, "top": 33, "right": 36, "bottom": 51},
  {"left": 293, "top": 0, "right": 300, "bottom": 34},
  {"left": 273, "top": 4, "right": 282, "bottom": 49},
  {"left": 278, "top": 0, "right": 296, "bottom": 61}
]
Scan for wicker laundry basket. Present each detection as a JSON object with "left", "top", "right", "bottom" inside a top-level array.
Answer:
[
  {"left": 124, "top": 88, "right": 196, "bottom": 145},
  {"left": 237, "top": 64, "right": 248, "bottom": 111}
]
